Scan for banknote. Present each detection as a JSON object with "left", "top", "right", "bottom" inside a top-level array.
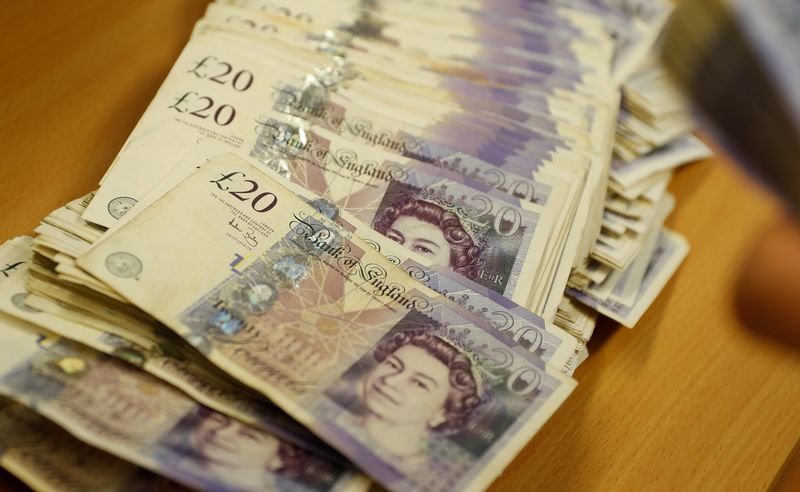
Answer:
[
  {"left": 249, "top": 122, "right": 556, "bottom": 301},
  {"left": 81, "top": 25, "right": 608, "bottom": 312},
  {"left": 519, "top": 0, "right": 674, "bottom": 82},
  {"left": 371, "top": 255, "right": 584, "bottom": 375},
  {"left": 620, "top": 56, "right": 690, "bottom": 121},
  {"left": 141, "top": 9, "right": 608, "bottom": 165},
  {"left": 222, "top": 0, "right": 609, "bottom": 42},
  {"left": 164, "top": 132, "right": 576, "bottom": 322},
  {"left": 555, "top": 296, "right": 598, "bottom": 341},
  {"left": 105, "top": 144, "right": 580, "bottom": 374},
  {"left": 179, "top": 28, "right": 594, "bottom": 149},
  {"left": 607, "top": 169, "right": 672, "bottom": 202},
  {"left": 0, "top": 290, "right": 366, "bottom": 491},
  {"left": 208, "top": 59, "right": 568, "bottom": 204},
  {"left": 83, "top": 36, "right": 593, "bottom": 228},
  {"left": 207, "top": 4, "right": 612, "bottom": 99},
  {"left": 571, "top": 258, "right": 614, "bottom": 289},
  {"left": 289, "top": 189, "right": 583, "bottom": 373},
  {"left": 343, "top": 224, "right": 583, "bottom": 373},
  {"left": 204, "top": 33, "right": 596, "bottom": 149},
  {"left": 584, "top": 192, "right": 674, "bottom": 301},
  {"left": 567, "top": 228, "right": 689, "bottom": 327},
  {"left": 78, "top": 154, "right": 576, "bottom": 492},
  {"left": 97, "top": 106, "right": 559, "bottom": 307},
  {"left": 0, "top": 240, "right": 346, "bottom": 463},
  {"left": 0, "top": 335, "right": 367, "bottom": 492},
  {"left": 220, "top": 0, "right": 615, "bottom": 75},
  {"left": 219, "top": 30, "right": 599, "bottom": 157},
  {"left": 23, "top": 207, "right": 355, "bottom": 465},
  {"left": 0, "top": 396, "right": 191, "bottom": 492},
  {"left": 639, "top": 172, "right": 673, "bottom": 205},
  {"left": 233, "top": 0, "right": 609, "bottom": 74},
  {"left": 614, "top": 107, "right": 695, "bottom": 161},
  {"left": 84, "top": 37, "right": 298, "bottom": 227},
  {"left": 255, "top": 77, "right": 588, "bottom": 184},
  {"left": 87, "top": 0, "right": 608, "bottom": 188},
  {"left": 610, "top": 135, "right": 712, "bottom": 189},
  {"left": 591, "top": 187, "right": 675, "bottom": 272},
  {"left": 114, "top": 2, "right": 612, "bottom": 165},
  {"left": 605, "top": 216, "right": 665, "bottom": 308},
  {"left": 123, "top": 125, "right": 588, "bottom": 319}
]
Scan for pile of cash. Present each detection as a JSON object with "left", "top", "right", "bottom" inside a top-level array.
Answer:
[
  {"left": 565, "top": 53, "right": 712, "bottom": 330},
  {"left": 0, "top": 1, "right": 711, "bottom": 491}
]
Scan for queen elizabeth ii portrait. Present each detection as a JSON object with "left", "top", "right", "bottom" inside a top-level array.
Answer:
[
  {"left": 160, "top": 407, "right": 318, "bottom": 490},
  {"left": 372, "top": 195, "right": 484, "bottom": 280},
  {"left": 327, "top": 324, "right": 483, "bottom": 465}
]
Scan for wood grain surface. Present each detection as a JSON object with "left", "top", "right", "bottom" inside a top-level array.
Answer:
[{"left": 1, "top": 1, "right": 799, "bottom": 491}]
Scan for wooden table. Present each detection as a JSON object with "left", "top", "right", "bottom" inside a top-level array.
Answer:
[{"left": 1, "top": 1, "right": 799, "bottom": 491}]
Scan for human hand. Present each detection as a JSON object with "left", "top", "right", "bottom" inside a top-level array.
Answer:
[{"left": 735, "top": 214, "right": 800, "bottom": 347}]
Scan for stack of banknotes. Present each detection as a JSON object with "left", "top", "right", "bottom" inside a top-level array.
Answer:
[
  {"left": 0, "top": 1, "right": 711, "bottom": 491},
  {"left": 565, "top": 52, "right": 713, "bottom": 330}
]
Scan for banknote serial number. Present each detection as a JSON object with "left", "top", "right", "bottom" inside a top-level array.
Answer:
[{"left": 210, "top": 171, "right": 278, "bottom": 213}]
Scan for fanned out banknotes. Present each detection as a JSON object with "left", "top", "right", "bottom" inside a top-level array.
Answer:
[{"left": 0, "top": 1, "right": 712, "bottom": 491}]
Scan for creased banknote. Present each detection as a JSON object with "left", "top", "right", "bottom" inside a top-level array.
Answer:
[
  {"left": 78, "top": 154, "right": 576, "bottom": 492},
  {"left": 0, "top": 241, "right": 367, "bottom": 492},
  {"left": 567, "top": 228, "right": 689, "bottom": 327},
  {"left": 82, "top": 36, "right": 593, "bottom": 229},
  {"left": 248, "top": 122, "right": 556, "bottom": 304},
  {"left": 0, "top": 240, "right": 345, "bottom": 463},
  {"left": 105, "top": 144, "right": 581, "bottom": 374},
  {"left": 0, "top": 323, "right": 366, "bottom": 492},
  {"left": 0, "top": 396, "right": 191, "bottom": 492}
]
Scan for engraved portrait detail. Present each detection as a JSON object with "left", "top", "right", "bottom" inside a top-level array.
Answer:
[
  {"left": 160, "top": 407, "right": 344, "bottom": 491},
  {"left": 373, "top": 196, "right": 484, "bottom": 280},
  {"left": 357, "top": 329, "right": 481, "bottom": 460}
]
